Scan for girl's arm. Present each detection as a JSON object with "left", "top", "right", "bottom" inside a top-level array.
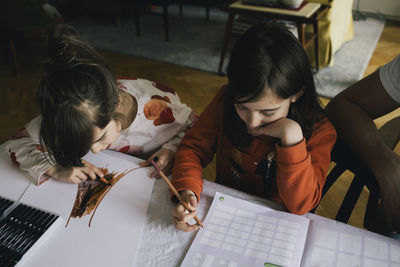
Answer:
[
  {"left": 171, "top": 88, "right": 225, "bottom": 200},
  {"left": 275, "top": 116, "right": 337, "bottom": 214},
  {"left": 170, "top": 88, "right": 224, "bottom": 233},
  {"left": 4, "top": 122, "right": 54, "bottom": 186},
  {"left": 5, "top": 123, "right": 102, "bottom": 185}
]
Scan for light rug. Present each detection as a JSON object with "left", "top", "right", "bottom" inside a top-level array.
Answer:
[{"left": 71, "top": 5, "right": 385, "bottom": 98}]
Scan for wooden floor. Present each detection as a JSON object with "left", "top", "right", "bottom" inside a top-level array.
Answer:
[{"left": 1, "top": 20, "right": 400, "bottom": 229}]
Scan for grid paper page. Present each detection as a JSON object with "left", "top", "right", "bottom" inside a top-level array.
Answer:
[
  {"left": 301, "top": 219, "right": 400, "bottom": 267},
  {"left": 181, "top": 192, "right": 310, "bottom": 267}
]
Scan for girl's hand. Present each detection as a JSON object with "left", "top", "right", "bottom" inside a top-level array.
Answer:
[
  {"left": 139, "top": 148, "right": 175, "bottom": 179},
  {"left": 172, "top": 190, "right": 201, "bottom": 232},
  {"left": 248, "top": 118, "right": 304, "bottom": 146},
  {"left": 45, "top": 160, "right": 103, "bottom": 184}
]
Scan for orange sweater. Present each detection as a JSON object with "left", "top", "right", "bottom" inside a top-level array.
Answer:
[{"left": 172, "top": 87, "right": 337, "bottom": 215}]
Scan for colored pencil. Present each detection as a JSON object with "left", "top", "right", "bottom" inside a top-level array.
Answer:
[{"left": 151, "top": 160, "right": 203, "bottom": 227}]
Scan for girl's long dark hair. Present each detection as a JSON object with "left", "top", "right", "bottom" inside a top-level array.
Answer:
[
  {"left": 38, "top": 24, "right": 120, "bottom": 167},
  {"left": 224, "top": 23, "right": 323, "bottom": 149}
]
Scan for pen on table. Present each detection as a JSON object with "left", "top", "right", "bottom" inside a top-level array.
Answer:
[{"left": 151, "top": 159, "right": 204, "bottom": 228}]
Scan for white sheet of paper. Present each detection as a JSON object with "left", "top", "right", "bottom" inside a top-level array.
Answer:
[
  {"left": 0, "top": 148, "right": 31, "bottom": 201},
  {"left": 3, "top": 150, "right": 154, "bottom": 267},
  {"left": 301, "top": 218, "right": 400, "bottom": 267},
  {"left": 181, "top": 192, "right": 310, "bottom": 267}
]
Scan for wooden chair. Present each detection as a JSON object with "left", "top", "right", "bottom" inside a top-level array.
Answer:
[
  {"left": 313, "top": 116, "right": 400, "bottom": 231},
  {"left": 132, "top": 0, "right": 230, "bottom": 41},
  {"left": 133, "top": 0, "right": 183, "bottom": 41}
]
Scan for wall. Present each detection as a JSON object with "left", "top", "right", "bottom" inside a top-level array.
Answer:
[{"left": 353, "top": 0, "right": 400, "bottom": 21}]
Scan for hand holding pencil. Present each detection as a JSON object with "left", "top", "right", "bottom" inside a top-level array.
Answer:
[{"left": 151, "top": 160, "right": 203, "bottom": 231}]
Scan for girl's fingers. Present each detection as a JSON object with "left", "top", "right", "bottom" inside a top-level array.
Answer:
[
  {"left": 172, "top": 198, "right": 200, "bottom": 232},
  {"left": 75, "top": 169, "right": 89, "bottom": 182},
  {"left": 150, "top": 170, "right": 161, "bottom": 179},
  {"left": 83, "top": 167, "right": 97, "bottom": 180},
  {"left": 173, "top": 216, "right": 200, "bottom": 232},
  {"left": 93, "top": 167, "right": 104, "bottom": 178},
  {"left": 67, "top": 175, "right": 84, "bottom": 184},
  {"left": 82, "top": 160, "right": 103, "bottom": 178},
  {"left": 153, "top": 158, "right": 165, "bottom": 172},
  {"left": 139, "top": 160, "right": 151, "bottom": 167},
  {"left": 163, "top": 161, "right": 173, "bottom": 176},
  {"left": 173, "top": 204, "right": 190, "bottom": 222},
  {"left": 141, "top": 153, "right": 160, "bottom": 167},
  {"left": 174, "top": 203, "right": 197, "bottom": 223},
  {"left": 172, "top": 204, "right": 186, "bottom": 221},
  {"left": 150, "top": 158, "right": 168, "bottom": 178},
  {"left": 71, "top": 177, "right": 82, "bottom": 184},
  {"left": 188, "top": 195, "right": 198, "bottom": 209},
  {"left": 180, "top": 191, "right": 198, "bottom": 209},
  {"left": 144, "top": 149, "right": 174, "bottom": 178}
]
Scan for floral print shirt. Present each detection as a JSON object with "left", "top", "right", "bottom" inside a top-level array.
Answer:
[{"left": 4, "top": 78, "right": 197, "bottom": 185}]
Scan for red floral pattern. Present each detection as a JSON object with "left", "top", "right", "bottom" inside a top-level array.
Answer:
[
  {"left": 143, "top": 96, "right": 176, "bottom": 126},
  {"left": 152, "top": 82, "right": 176, "bottom": 95},
  {"left": 117, "top": 82, "right": 128, "bottom": 91},
  {"left": 128, "top": 145, "right": 144, "bottom": 156},
  {"left": 9, "top": 150, "right": 20, "bottom": 166},
  {"left": 116, "top": 145, "right": 144, "bottom": 156},
  {"left": 36, "top": 144, "right": 46, "bottom": 152},
  {"left": 118, "top": 146, "right": 130, "bottom": 153},
  {"left": 154, "top": 108, "right": 175, "bottom": 126},
  {"left": 151, "top": 95, "right": 171, "bottom": 103}
]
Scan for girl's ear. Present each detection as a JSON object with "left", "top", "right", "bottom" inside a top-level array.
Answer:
[{"left": 290, "top": 89, "right": 304, "bottom": 103}]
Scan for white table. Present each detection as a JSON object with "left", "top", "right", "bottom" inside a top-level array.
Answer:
[
  {"left": 0, "top": 145, "right": 285, "bottom": 267},
  {"left": 2, "top": 146, "right": 399, "bottom": 267},
  {"left": 0, "top": 147, "right": 154, "bottom": 267}
]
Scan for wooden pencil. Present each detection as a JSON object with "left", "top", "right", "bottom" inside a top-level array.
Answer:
[{"left": 151, "top": 160, "right": 204, "bottom": 227}]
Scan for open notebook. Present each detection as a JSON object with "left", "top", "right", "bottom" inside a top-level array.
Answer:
[{"left": 181, "top": 192, "right": 400, "bottom": 267}]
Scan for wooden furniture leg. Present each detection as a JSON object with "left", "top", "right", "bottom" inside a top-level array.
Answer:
[
  {"left": 133, "top": 1, "right": 141, "bottom": 36},
  {"left": 313, "top": 20, "right": 319, "bottom": 71},
  {"left": 296, "top": 22, "right": 305, "bottom": 47},
  {"left": 163, "top": 5, "right": 169, "bottom": 41},
  {"left": 9, "top": 39, "right": 19, "bottom": 77},
  {"left": 218, "top": 11, "right": 235, "bottom": 74}
]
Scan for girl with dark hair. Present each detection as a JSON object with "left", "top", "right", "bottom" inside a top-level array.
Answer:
[
  {"left": 5, "top": 25, "right": 196, "bottom": 185},
  {"left": 171, "top": 23, "right": 337, "bottom": 232}
]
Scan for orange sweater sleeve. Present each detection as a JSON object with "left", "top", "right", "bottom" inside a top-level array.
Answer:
[
  {"left": 171, "top": 87, "right": 226, "bottom": 200},
  {"left": 274, "top": 116, "right": 337, "bottom": 214}
]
